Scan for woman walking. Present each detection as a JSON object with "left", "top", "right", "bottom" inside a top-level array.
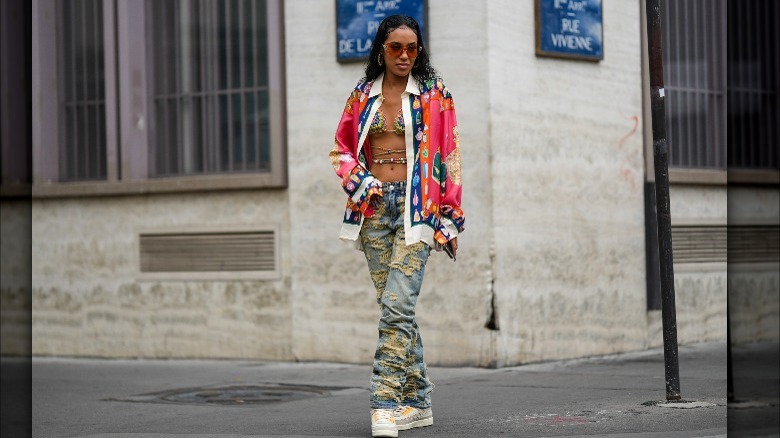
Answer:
[{"left": 330, "top": 14, "right": 464, "bottom": 437}]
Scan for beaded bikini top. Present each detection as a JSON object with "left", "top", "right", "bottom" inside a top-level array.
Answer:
[{"left": 368, "top": 106, "right": 405, "bottom": 136}]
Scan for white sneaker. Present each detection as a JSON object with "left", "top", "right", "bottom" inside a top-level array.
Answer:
[
  {"left": 371, "top": 409, "right": 398, "bottom": 437},
  {"left": 393, "top": 405, "right": 433, "bottom": 431}
]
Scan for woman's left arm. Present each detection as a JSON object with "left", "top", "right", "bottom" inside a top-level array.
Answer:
[{"left": 437, "top": 84, "right": 466, "bottom": 243}]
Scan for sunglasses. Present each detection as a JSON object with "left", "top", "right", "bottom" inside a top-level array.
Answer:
[{"left": 382, "top": 42, "right": 420, "bottom": 58}]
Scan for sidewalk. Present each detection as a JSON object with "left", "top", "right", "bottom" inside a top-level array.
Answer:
[{"left": 12, "top": 341, "right": 775, "bottom": 437}]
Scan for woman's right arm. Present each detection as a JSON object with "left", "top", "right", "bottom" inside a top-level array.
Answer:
[
  {"left": 330, "top": 90, "right": 360, "bottom": 179},
  {"left": 329, "top": 89, "right": 382, "bottom": 217}
]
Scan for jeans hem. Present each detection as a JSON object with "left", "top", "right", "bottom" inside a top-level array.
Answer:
[
  {"left": 370, "top": 400, "right": 399, "bottom": 410},
  {"left": 402, "top": 401, "right": 432, "bottom": 409}
]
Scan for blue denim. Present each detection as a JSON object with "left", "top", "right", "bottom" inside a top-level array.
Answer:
[{"left": 360, "top": 181, "right": 433, "bottom": 410}]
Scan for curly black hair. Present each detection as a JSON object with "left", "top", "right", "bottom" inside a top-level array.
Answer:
[{"left": 364, "top": 15, "right": 437, "bottom": 84}]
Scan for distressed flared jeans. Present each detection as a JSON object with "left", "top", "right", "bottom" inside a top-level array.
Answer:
[{"left": 360, "top": 181, "right": 433, "bottom": 410}]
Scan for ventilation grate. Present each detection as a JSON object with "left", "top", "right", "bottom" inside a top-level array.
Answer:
[
  {"left": 140, "top": 230, "right": 276, "bottom": 273},
  {"left": 671, "top": 225, "right": 727, "bottom": 263},
  {"left": 671, "top": 224, "right": 780, "bottom": 264},
  {"left": 727, "top": 225, "right": 780, "bottom": 264}
]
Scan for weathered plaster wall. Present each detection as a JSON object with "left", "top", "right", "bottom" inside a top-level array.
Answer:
[
  {"left": 728, "top": 186, "right": 780, "bottom": 343},
  {"left": 31, "top": 191, "right": 293, "bottom": 359},
  {"left": 729, "top": 269, "right": 780, "bottom": 343},
  {"left": 661, "top": 185, "right": 729, "bottom": 347},
  {"left": 670, "top": 185, "right": 728, "bottom": 222},
  {"left": 672, "top": 270, "right": 728, "bottom": 343},
  {"left": 285, "top": 0, "right": 496, "bottom": 366},
  {"left": 284, "top": 0, "right": 377, "bottom": 365},
  {"left": 1, "top": 200, "right": 32, "bottom": 355},
  {"left": 487, "top": 0, "right": 648, "bottom": 365}
]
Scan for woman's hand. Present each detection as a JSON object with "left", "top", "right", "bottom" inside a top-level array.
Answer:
[{"left": 368, "top": 192, "right": 382, "bottom": 211}]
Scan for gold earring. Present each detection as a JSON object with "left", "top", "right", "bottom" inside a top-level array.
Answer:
[{"left": 378, "top": 53, "right": 383, "bottom": 65}]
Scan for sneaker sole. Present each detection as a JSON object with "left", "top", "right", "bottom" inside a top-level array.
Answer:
[
  {"left": 371, "top": 427, "right": 398, "bottom": 438},
  {"left": 396, "top": 417, "right": 433, "bottom": 431}
]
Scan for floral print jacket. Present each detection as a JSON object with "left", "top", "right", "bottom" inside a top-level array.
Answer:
[{"left": 330, "top": 73, "right": 465, "bottom": 249}]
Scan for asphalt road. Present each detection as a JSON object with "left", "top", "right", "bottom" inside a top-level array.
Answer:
[{"left": 2, "top": 341, "right": 777, "bottom": 437}]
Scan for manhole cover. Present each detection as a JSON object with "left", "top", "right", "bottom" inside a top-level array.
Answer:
[{"left": 107, "top": 383, "right": 356, "bottom": 406}]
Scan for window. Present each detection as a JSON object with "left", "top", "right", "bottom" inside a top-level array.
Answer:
[
  {"left": 31, "top": 0, "right": 286, "bottom": 197},
  {"left": 0, "top": 0, "right": 31, "bottom": 197},
  {"left": 150, "top": 0, "right": 271, "bottom": 177},
  {"left": 61, "top": 0, "right": 107, "bottom": 182},
  {"left": 661, "top": 0, "right": 727, "bottom": 172},
  {"left": 656, "top": 0, "right": 779, "bottom": 185},
  {"left": 727, "top": 0, "right": 779, "bottom": 182}
]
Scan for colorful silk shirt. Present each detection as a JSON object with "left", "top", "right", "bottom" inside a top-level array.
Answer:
[{"left": 330, "top": 73, "right": 465, "bottom": 250}]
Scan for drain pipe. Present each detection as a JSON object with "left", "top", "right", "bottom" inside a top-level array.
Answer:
[{"left": 644, "top": 0, "right": 681, "bottom": 401}]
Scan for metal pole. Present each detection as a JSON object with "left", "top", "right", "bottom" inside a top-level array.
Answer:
[{"left": 645, "top": 0, "right": 682, "bottom": 401}]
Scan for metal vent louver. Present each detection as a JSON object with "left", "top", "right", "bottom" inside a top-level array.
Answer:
[
  {"left": 671, "top": 225, "right": 727, "bottom": 263},
  {"left": 727, "top": 225, "right": 780, "bottom": 264},
  {"left": 671, "top": 224, "right": 779, "bottom": 264},
  {"left": 140, "top": 230, "right": 276, "bottom": 273}
]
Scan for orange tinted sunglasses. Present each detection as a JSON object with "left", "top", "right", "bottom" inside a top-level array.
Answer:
[{"left": 382, "top": 42, "right": 419, "bottom": 58}]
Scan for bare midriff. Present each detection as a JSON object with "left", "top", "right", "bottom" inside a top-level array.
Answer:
[{"left": 369, "top": 103, "right": 407, "bottom": 183}]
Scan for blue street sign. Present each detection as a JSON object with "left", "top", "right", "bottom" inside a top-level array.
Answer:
[
  {"left": 337, "top": 0, "right": 426, "bottom": 62},
  {"left": 536, "top": 0, "right": 603, "bottom": 61}
]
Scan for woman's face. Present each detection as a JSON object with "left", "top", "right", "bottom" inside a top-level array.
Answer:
[{"left": 381, "top": 26, "right": 419, "bottom": 78}]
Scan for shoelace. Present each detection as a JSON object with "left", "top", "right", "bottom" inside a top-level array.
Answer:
[
  {"left": 393, "top": 406, "right": 410, "bottom": 416},
  {"left": 374, "top": 409, "right": 395, "bottom": 423}
]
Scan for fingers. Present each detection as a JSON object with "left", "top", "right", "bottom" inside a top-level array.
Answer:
[{"left": 369, "top": 193, "right": 381, "bottom": 209}]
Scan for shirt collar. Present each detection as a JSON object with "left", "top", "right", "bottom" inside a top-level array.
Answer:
[{"left": 368, "top": 73, "right": 421, "bottom": 98}]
